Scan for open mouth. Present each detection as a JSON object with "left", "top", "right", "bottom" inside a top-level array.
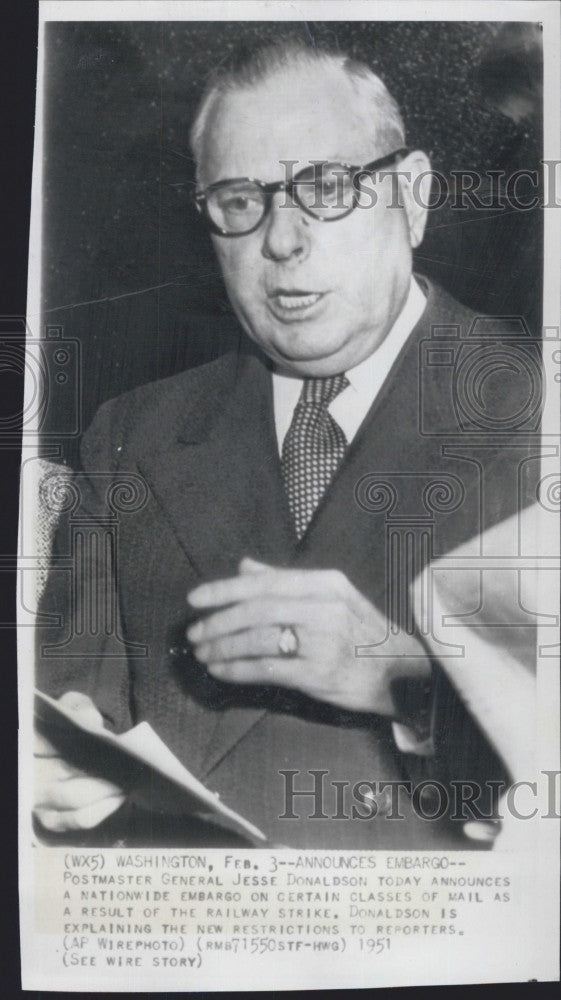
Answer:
[{"left": 267, "top": 289, "right": 326, "bottom": 316}]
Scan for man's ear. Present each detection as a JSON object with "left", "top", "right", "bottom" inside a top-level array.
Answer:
[{"left": 398, "top": 150, "right": 432, "bottom": 249}]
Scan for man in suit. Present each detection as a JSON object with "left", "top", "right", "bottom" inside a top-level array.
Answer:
[{"left": 35, "top": 40, "right": 537, "bottom": 848}]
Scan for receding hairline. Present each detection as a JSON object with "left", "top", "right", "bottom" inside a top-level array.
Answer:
[{"left": 190, "top": 45, "right": 406, "bottom": 182}]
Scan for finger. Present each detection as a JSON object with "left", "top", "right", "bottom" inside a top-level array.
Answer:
[
  {"left": 208, "top": 657, "right": 302, "bottom": 687},
  {"left": 58, "top": 691, "right": 96, "bottom": 712},
  {"left": 34, "top": 752, "right": 84, "bottom": 782},
  {"left": 35, "top": 770, "right": 125, "bottom": 812},
  {"left": 35, "top": 730, "right": 62, "bottom": 758},
  {"left": 195, "top": 626, "right": 300, "bottom": 664},
  {"left": 239, "top": 557, "right": 271, "bottom": 573},
  {"left": 58, "top": 691, "right": 106, "bottom": 731},
  {"left": 188, "top": 567, "right": 351, "bottom": 609},
  {"left": 187, "top": 597, "right": 338, "bottom": 644},
  {"left": 35, "top": 793, "right": 126, "bottom": 832}
]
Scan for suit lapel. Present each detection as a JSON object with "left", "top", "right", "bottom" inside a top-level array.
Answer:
[
  {"left": 137, "top": 350, "right": 297, "bottom": 776},
  {"left": 137, "top": 349, "right": 296, "bottom": 583}
]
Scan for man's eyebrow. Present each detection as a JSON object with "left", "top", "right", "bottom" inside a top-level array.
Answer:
[
  {"left": 203, "top": 156, "right": 365, "bottom": 187},
  {"left": 295, "top": 156, "right": 354, "bottom": 166}
]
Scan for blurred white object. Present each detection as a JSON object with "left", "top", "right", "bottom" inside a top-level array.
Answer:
[{"left": 411, "top": 503, "right": 551, "bottom": 848}]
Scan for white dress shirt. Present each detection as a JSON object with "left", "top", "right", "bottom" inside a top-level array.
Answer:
[{"left": 272, "top": 276, "right": 426, "bottom": 453}]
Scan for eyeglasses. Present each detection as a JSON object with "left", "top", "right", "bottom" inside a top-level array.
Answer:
[{"left": 192, "top": 147, "right": 409, "bottom": 237}]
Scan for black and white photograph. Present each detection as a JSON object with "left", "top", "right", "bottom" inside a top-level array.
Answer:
[{"left": 18, "top": 0, "right": 560, "bottom": 990}]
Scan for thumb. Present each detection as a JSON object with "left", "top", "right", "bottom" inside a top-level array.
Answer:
[
  {"left": 239, "top": 557, "right": 272, "bottom": 574},
  {"left": 58, "top": 691, "right": 105, "bottom": 731}
]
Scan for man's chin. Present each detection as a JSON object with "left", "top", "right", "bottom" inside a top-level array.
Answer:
[
  {"left": 242, "top": 321, "right": 353, "bottom": 375},
  {"left": 268, "top": 332, "right": 345, "bottom": 367},
  {"left": 270, "top": 351, "right": 350, "bottom": 379}
]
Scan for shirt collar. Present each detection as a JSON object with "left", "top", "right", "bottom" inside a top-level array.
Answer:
[
  {"left": 272, "top": 276, "right": 427, "bottom": 450},
  {"left": 343, "top": 276, "right": 426, "bottom": 395}
]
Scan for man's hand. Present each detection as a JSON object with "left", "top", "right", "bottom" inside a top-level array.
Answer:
[
  {"left": 187, "top": 558, "right": 430, "bottom": 717},
  {"left": 34, "top": 691, "right": 126, "bottom": 832}
]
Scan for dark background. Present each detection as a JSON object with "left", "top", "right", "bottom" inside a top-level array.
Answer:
[{"left": 41, "top": 20, "right": 544, "bottom": 466}]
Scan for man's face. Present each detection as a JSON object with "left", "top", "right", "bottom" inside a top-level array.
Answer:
[{"left": 200, "top": 68, "right": 427, "bottom": 376}]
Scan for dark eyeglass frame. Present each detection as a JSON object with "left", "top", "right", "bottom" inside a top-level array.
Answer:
[{"left": 192, "top": 146, "right": 410, "bottom": 237}]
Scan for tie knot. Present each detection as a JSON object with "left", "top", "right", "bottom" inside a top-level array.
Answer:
[{"left": 300, "top": 373, "right": 349, "bottom": 407}]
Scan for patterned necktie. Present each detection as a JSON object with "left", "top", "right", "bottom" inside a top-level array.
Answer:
[{"left": 281, "top": 373, "right": 349, "bottom": 538}]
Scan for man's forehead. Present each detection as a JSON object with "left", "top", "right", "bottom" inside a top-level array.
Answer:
[{"left": 201, "top": 67, "right": 375, "bottom": 180}]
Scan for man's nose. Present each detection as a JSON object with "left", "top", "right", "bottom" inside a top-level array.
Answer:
[{"left": 261, "top": 194, "right": 310, "bottom": 262}]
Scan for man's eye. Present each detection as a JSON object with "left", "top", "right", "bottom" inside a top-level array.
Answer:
[
  {"left": 218, "top": 191, "right": 260, "bottom": 213},
  {"left": 223, "top": 196, "right": 250, "bottom": 212},
  {"left": 320, "top": 178, "right": 338, "bottom": 198},
  {"left": 301, "top": 166, "right": 351, "bottom": 205}
]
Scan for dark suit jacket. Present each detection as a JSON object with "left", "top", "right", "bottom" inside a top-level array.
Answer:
[{"left": 36, "top": 277, "right": 540, "bottom": 848}]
